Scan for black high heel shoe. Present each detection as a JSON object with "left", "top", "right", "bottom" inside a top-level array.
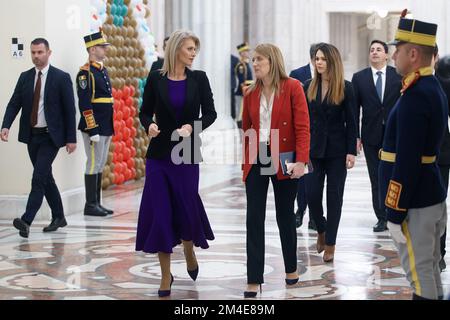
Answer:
[
  {"left": 243, "top": 284, "right": 262, "bottom": 298},
  {"left": 158, "top": 274, "right": 174, "bottom": 297},
  {"left": 188, "top": 265, "right": 199, "bottom": 281},
  {"left": 285, "top": 277, "right": 299, "bottom": 285},
  {"left": 186, "top": 250, "right": 199, "bottom": 281}
]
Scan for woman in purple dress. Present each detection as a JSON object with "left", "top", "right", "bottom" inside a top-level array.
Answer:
[{"left": 136, "top": 30, "right": 217, "bottom": 297}]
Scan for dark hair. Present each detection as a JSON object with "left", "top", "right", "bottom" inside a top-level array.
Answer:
[
  {"left": 31, "top": 38, "right": 50, "bottom": 50},
  {"left": 309, "top": 43, "right": 321, "bottom": 59},
  {"left": 370, "top": 40, "right": 388, "bottom": 54}
]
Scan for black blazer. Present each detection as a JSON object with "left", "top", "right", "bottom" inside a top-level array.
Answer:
[
  {"left": 290, "top": 63, "right": 312, "bottom": 84},
  {"left": 1, "top": 65, "right": 76, "bottom": 148},
  {"left": 150, "top": 57, "right": 164, "bottom": 72},
  {"left": 304, "top": 80, "right": 357, "bottom": 158},
  {"left": 351, "top": 66, "right": 402, "bottom": 146},
  {"left": 436, "top": 74, "right": 450, "bottom": 166},
  {"left": 140, "top": 68, "right": 217, "bottom": 163}
]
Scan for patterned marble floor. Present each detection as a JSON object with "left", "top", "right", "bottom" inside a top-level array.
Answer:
[{"left": 0, "top": 133, "right": 449, "bottom": 300}]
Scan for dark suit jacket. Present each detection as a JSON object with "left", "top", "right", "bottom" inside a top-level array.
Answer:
[
  {"left": 436, "top": 74, "right": 450, "bottom": 166},
  {"left": 290, "top": 63, "right": 312, "bottom": 85},
  {"left": 1, "top": 65, "right": 76, "bottom": 148},
  {"left": 150, "top": 57, "right": 164, "bottom": 72},
  {"left": 351, "top": 66, "right": 402, "bottom": 146},
  {"left": 231, "top": 54, "right": 239, "bottom": 92},
  {"left": 304, "top": 80, "right": 357, "bottom": 158},
  {"left": 140, "top": 68, "right": 217, "bottom": 163}
]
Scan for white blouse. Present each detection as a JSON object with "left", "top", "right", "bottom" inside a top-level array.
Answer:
[{"left": 259, "top": 91, "right": 275, "bottom": 144}]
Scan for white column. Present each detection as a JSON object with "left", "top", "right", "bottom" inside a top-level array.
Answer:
[
  {"left": 0, "top": 0, "right": 90, "bottom": 219},
  {"left": 249, "top": 0, "right": 329, "bottom": 74},
  {"left": 148, "top": 0, "right": 166, "bottom": 52},
  {"left": 410, "top": 0, "right": 449, "bottom": 53},
  {"left": 187, "top": 0, "right": 233, "bottom": 129}
]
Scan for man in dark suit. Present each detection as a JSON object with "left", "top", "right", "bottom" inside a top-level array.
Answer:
[
  {"left": 351, "top": 40, "right": 402, "bottom": 232},
  {"left": 150, "top": 36, "right": 169, "bottom": 72},
  {"left": 232, "top": 42, "right": 253, "bottom": 127},
  {"left": 290, "top": 43, "right": 320, "bottom": 85},
  {"left": 1, "top": 38, "right": 77, "bottom": 238},
  {"left": 434, "top": 49, "right": 449, "bottom": 272},
  {"left": 230, "top": 54, "right": 239, "bottom": 119},
  {"left": 289, "top": 43, "right": 320, "bottom": 230}
]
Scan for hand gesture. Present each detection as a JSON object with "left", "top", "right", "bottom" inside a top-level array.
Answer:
[{"left": 148, "top": 123, "right": 161, "bottom": 138}]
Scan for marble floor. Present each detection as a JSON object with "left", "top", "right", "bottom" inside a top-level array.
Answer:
[{"left": 0, "top": 133, "right": 449, "bottom": 300}]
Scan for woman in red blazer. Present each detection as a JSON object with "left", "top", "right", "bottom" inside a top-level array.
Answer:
[{"left": 241, "top": 43, "right": 310, "bottom": 297}]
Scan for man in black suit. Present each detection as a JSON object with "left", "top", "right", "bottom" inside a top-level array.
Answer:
[
  {"left": 290, "top": 43, "right": 320, "bottom": 85},
  {"left": 1, "top": 38, "right": 77, "bottom": 238},
  {"left": 351, "top": 40, "right": 402, "bottom": 232},
  {"left": 289, "top": 43, "right": 320, "bottom": 230},
  {"left": 435, "top": 49, "right": 449, "bottom": 272},
  {"left": 150, "top": 36, "right": 169, "bottom": 72}
]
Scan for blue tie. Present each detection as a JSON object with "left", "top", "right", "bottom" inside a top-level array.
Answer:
[{"left": 376, "top": 71, "right": 383, "bottom": 102}]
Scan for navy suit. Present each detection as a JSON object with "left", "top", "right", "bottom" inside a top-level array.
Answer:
[
  {"left": 290, "top": 63, "right": 312, "bottom": 85},
  {"left": 1, "top": 65, "right": 76, "bottom": 224},
  {"left": 289, "top": 63, "right": 313, "bottom": 220},
  {"left": 231, "top": 54, "right": 239, "bottom": 119},
  {"left": 352, "top": 66, "right": 402, "bottom": 222}
]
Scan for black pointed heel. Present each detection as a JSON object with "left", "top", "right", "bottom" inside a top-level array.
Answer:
[
  {"left": 285, "top": 277, "right": 299, "bottom": 285},
  {"left": 243, "top": 284, "right": 262, "bottom": 298},
  {"left": 158, "top": 274, "right": 174, "bottom": 297},
  {"left": 188, "top": 266, "right": 199, "bottom": 281}
]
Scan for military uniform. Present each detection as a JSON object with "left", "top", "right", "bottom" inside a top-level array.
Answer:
[
  {"left": 232, "top": 43, "right": 253, "bottom": 123},
  {"left": 77, "top": 31, "right": 114, "bottom": 216},
  {"left": 379, "top": 14, "right": 448, "bottom": 299}
]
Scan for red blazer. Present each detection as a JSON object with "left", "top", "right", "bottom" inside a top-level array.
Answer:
[{"left": 242, "top": 78, "right": 310, "bottom": 181}]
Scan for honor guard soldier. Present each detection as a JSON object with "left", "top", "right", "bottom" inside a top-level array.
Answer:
[
  {"left": 77, "top": 30, "right": 114, "bottom": 217},
  {"left": 232, "top": 42, "right": 253, "bottom": 126},
  {"left": 380, "top": 10, "right": 448, "bottom": 300}
]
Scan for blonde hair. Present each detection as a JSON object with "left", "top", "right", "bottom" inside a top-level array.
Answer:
[
  {"left": 161, "top": 30, "right": 200, "bottom": 77},
  {"left": 307, "top": 43, "right": 345, "bottom": 105},
  {"left": 248, "top": 43, "right": 289, "bottom": 95}
]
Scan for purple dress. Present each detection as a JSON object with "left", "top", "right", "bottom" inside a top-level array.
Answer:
[{"left": 135, "top": 79, "right": 214, "bottom": 253}]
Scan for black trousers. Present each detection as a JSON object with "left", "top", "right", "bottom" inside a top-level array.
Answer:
[
  {"left": 22, "top": 132, "right": 63, "bottom": 224},
  {"left": 245, "top": 160, "right": 298, "bottom": 284},
  {"left": 307, "top": 156, "right": 347, "bottom": 246},
  {"left": 363, "top": 144, "right": 386, "bottom": 222},
  {"left": 296, "top": 175, "right": 308, "bottom": 213},
  {"left": 438, "top": 165, "right": 448, "bottom": 259}
]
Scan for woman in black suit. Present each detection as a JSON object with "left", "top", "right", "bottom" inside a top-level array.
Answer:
[
  {"left": 304, "top": 43, "right": 357, "bottom": 262},
  {"left": 136, "top": 30, "right": 217, "bottom": 297}
]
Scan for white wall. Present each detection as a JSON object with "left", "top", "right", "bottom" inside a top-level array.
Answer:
[{"left": 0, "top": 0, "right": 91, "bottom": 219}]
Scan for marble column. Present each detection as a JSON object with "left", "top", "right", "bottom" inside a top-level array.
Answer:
[
  {"left": 165, "top": 0, "right": 233, "bottom": 129},
  {"left": 148, "top": 0, "right": 166, "bottom": 52},
  {"left": 248, "top": 0, "right": 329, "bottom": 74}
]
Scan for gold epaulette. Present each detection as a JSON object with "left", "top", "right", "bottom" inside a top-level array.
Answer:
[
  {"left": 401, "top": 66, "right": 433, "bottom": 94},
  {"left": 90, "top": 61, "right": 102, "bottom": 70},
  {"left": 80, "top": 63, "right": 90, "bottom": 71}
]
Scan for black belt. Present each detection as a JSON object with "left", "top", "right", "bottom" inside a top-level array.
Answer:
[{"left": 31, "top": 127, "right": 49, "bottom": 135}]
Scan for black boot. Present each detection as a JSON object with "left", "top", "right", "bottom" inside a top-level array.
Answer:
[
  {"left": 412, "top": 293, "right": 432, "bottom": 300},
  {"left": 84, "top": 174, "right": 107, "bottom": 217},
  {"left": 97, "top": 173, "right": 113, "bottom": 215}
]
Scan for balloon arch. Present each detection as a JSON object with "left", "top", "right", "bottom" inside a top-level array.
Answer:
[{"left": 89, "top": 0, "right": 157, "bottom": 188}]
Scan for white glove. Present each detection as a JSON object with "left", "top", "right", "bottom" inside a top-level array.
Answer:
[
  {"left": 90, "top": 134, "right": 100, "bottom": 143},
  {"left": 387, "top": 221, "right": 407, "bottom": 244}
]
